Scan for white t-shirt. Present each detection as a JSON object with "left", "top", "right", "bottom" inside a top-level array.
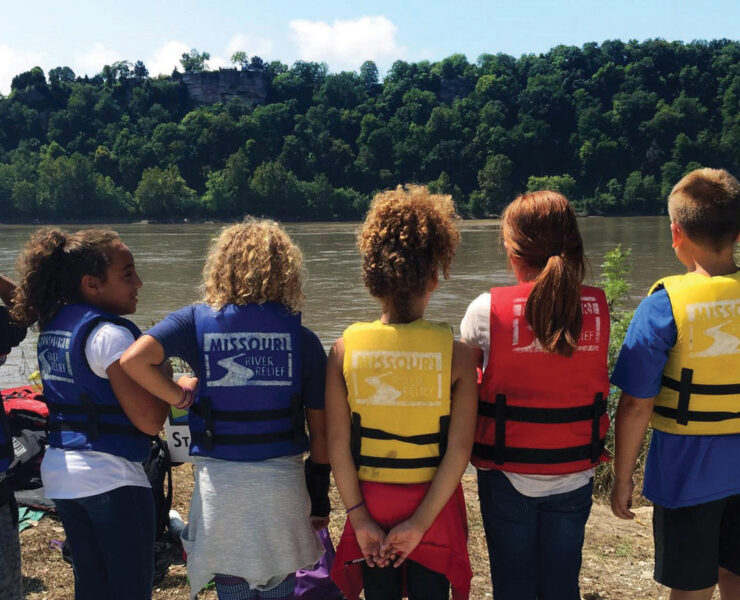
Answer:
[
  {"left": 460, "top": 292, "right": 594, "bottom": 498},
  {"left": 42, "top": 321, "right": 150, "bottom": 500}
]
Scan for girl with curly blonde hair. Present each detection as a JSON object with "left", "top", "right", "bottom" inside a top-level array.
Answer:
[
  {"left": 327, "top": 186, "right": 477, "bottom": 600},
  {"left": 121, "top": 219, "right": 329, "bottom": 600}
]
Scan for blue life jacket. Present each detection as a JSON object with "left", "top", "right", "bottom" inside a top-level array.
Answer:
[
  {"left": 39, "top": 304, "right": 151, "bottom": 462},
  {"left": 0, "top": 410, "right": 11, "bottom": 473},
  {"left": 189, "top": 302, "right": 307, "bottom": 461}
]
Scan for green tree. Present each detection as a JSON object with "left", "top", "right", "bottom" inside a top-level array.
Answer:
[
  {"left": 231, "top": 51, "right": 249, "bottom": 69},
  {"left": 527, "top": 174, "right": 577, "bottom": 198},
  {"left": 250, "top": 161, "right": 306, "bottom": 218},
  {"left": 473, "top": 154, "right": 514, "bottom": 216},
  {"left": 135, "top": 165, "right": 197, "bottom": 217},
  {"left": 180, "top": 49, "right": 210, "bottom": 73}
]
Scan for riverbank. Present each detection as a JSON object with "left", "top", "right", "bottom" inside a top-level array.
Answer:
[{"left": 19, "top": 466, "right": 716, "bottom": 600}]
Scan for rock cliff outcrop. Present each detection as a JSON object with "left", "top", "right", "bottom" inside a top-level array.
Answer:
[{"left": 181, "top": 69, "right": 267, "bottom": 106}]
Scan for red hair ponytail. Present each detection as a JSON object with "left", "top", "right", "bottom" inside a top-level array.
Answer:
[{"left": 501, "top": 191, "right": 585, "bottom": 356}]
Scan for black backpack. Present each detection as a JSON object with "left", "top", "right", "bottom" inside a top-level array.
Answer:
[{"left": 143, "top": 436, "right": 173, "bottom": 542}]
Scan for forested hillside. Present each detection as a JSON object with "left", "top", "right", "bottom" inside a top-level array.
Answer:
[{"left": 1, "top": 39, "right": 738, "bottom": 220}]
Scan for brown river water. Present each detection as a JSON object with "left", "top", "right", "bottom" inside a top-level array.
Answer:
[{"left": 0, "top": 217, "right": 679, "bottom": 386}]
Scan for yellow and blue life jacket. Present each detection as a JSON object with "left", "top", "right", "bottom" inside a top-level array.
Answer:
[
  {"left": 650, "top": 272, "right": 740, "bottom": 435},
  {"left": 343, "top": 319, "right": 453, "bottom": 484}
]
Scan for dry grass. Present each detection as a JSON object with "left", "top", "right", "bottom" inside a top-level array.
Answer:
[{"left": 20, "top": 466, "right": 718, "bottom": 600}]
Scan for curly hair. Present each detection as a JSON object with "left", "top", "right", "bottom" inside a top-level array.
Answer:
[
  {"left": 202, "top": 218, "right": 305, "bottom": 312},
  {"left": 12, "top": 228, "right": 120, "bottom": 329},
  {"left": 358, "top": 185, "right": 460, "bottom": 318}
]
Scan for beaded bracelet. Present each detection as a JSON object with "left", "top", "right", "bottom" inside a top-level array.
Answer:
[
  {"left": 175, "top": 386, "right": 193, "bottom": 410},
  {"left": 346, "top": 500, "right": 365, "bottom": 514}
]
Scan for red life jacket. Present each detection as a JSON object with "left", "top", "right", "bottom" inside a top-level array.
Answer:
[{"left": 472, "top": 283, "right": 611, "bottom": 474}]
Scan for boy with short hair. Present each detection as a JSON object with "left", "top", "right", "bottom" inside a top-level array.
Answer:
[{"left": 610, "top": 168, "right": 740, "bottom": 600}]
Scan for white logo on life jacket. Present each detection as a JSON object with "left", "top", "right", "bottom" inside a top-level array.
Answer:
[
  {"left": 689, "top": 321, "right": 740, "bottom": 357},
  {"left": 511, "top": 296, "right": 601, "bottom": 353},
  {"left": 37, "top": 331, "right": 74, "bottom": 383},
  {"left": 351, "top": 350, "right": 443, "bottom": 406},
  {"left": 208, "top": 354, "right": 256, "bottom": 386},
  {"left": 356, "top": 372, "right": 402, "bottom": 405},
  {"left": 203, "top": 332, "right": 293, "bottom": 387},
  {"left": 686, "top": 300, "right": 740, "bottom": 357}
]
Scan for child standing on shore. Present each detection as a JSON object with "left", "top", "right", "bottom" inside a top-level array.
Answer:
[
  {"left": 121, "top": 220, "right": 329, "bottom": 600},
  {"left": 610, "top": 168, "right": 740, "bottom": 599},
  {"left": 461, "top": 191, "right": 610, "bottom": 600},
  {"left": 11, "top": 229, "right": 170, "bottom": 600},
  {"left": 327, "top": 185, "right": 477, "bottom": 600},
  {"left": 0, "top": 273, "right": 27, "bottom": 600}
]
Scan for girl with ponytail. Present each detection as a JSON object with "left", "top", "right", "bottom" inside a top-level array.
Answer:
[{"left": 461, "top": 191, "right": 611, "bottom": 600}]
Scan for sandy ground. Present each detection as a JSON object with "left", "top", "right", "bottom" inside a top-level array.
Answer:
[{"left": 19, "top": 466, "right": 719, "bottom": 600}]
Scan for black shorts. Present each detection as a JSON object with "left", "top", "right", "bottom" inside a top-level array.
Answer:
[{"left": 653, "top": 494, "right": 740, "bottom": 590}]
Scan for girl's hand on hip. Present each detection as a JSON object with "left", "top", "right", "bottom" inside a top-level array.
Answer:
[{"left": 380, "top": 518, "right": 425, "bottom": 567}]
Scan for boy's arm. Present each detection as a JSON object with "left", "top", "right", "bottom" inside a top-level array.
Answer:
[
  {"left": 325, "top": 338, "right": 388, "bottom": 566},
  {"left": 380, "top": 340, "right": 477, "bottom": 566},
  {"left": 610, "top": 392, "right": 655, "bottom": 519}
]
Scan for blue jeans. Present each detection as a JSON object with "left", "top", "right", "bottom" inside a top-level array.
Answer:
[
  {"left": 54, "top": 485, "right": 155, "bottom": 600},
  {"left": 477, "top": 469, "right": 593, "bottom": 600}
]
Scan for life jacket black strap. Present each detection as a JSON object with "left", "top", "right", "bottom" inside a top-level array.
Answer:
[
  {"left": 358, "top": 455, "right": 442, "bottom": 469},
  {"left": 199, "top": 397, "right": 215, "bottom": 452},
  {"left": 189, "top": 404, "right": 293, "bottom": 422},
  {"left": 192, "top": 395, "right": 306, "bottom": 451},
  {"left": 438, "top": 415, "right": 450, "bottom": 458},
  {"left": 45, "top": 400, "right": 126, "bottom": 416},
  {"left": 477, "top": 399, "right": 607, "bottom": 423},
  {"left": 190, "top": 429, "right": 298, "bottom": 446},
  {"left": 494, "top": 394, "right": 506, "bottom": 465},
  {"left": 349, "top": 411, "right": 447, "bottom": 471},
  {"left": 478, "top": 391, "right": 607, "bottom": 466},
  {"left": 358, "top": 426, "right": 441, "bottom": 445},
  {"left": 591, "top": 392, "right": 605, "bottom": 463},
  {"left": 653, "top": 405, "right": 740, "bottom": 422},
  {"left": 79, "top": 394, "right": 99, "bottom": 440},
  {"left": 473, "top": 441, "right": 604, "bottom": 465},
  {"left": 47, "top": 421, "right": 143, "bottom": 437},
  {"left": 661, "top": 371, "right": 740, "bottom": 396},
  {"left": 350, "top": 412, "right": 361, "bottom": 470},
  {"left": 660, "top": 368, "right": 740, "bottom": 426}
]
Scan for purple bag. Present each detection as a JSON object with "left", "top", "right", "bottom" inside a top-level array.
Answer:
[{"left": 295, "top": 528, "right": 344, "bottom": 599}]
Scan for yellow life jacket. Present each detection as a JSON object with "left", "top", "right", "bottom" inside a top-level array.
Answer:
[
  {"left": 342, "top": 319, "right": 453, "bottom": 484},
  {"left": 649, "top": 271, "right": 740, "bottom": 435}
]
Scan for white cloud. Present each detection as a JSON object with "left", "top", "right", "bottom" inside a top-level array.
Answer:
[
  {"left": 75, "top": 43, "right": 123, "bottom": 77},
  {"left": 0, "top": 45, "right": 46, "bottom": 95},
  {"left": 146, "top": 40, "right": 191, "bottom": 77},
  {"left": 289, "top": 15, "right": 406, "bottom": 71},
  {"left": 224, "top": 33, "right": 275, "bottom": 62}
]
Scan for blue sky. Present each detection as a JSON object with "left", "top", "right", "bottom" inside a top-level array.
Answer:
[{"left": 1, "top": 0, "right": 738, "bottom": 93}]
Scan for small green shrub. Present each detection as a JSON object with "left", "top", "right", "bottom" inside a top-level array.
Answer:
[{"left": 593, "top": 245, "right": 651, "bottom": 497}]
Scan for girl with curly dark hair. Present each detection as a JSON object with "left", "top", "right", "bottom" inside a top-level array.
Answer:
[
  {"left": 327, "top": 185, "right": 477, "bottom": 600},
  {"left": 12, "top": 228, "right": 169, "bottom": 600}
]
